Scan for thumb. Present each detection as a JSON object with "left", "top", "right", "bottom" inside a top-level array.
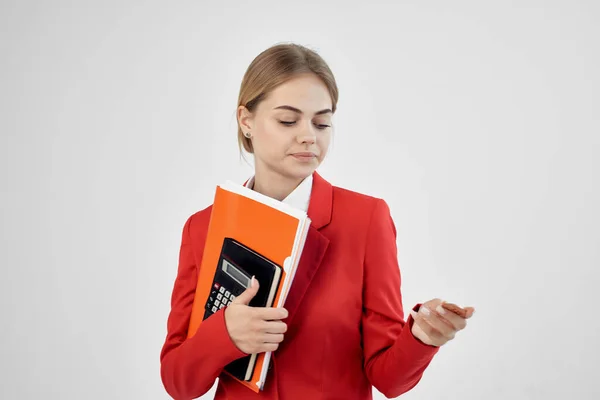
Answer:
[{"left": 232, "top": 276, "right": 259, "bottom": 305}]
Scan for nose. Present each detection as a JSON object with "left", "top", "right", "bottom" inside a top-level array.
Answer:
[{"left": 297, "top": 122, "right": 317, "bottom": 144}]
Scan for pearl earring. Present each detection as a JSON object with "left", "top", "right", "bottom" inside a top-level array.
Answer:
[{"left": 244, "top": 132, "right": 251, "bottom": 138}]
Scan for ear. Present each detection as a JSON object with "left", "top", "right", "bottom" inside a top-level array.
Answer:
[{"left": 237, "top": 105, "right": 254, "bottom": 133}]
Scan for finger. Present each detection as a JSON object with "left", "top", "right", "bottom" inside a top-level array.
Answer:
[
  {"left": 259, "top": 343, "right": 279, "bottom": 353},
  {"left": 260, "top": 320, "right": 287, "bottom": 334},
  {"left": 440, "top": 301, "right": 473, "bottom": 319},
  {"left": 262, "top": 333, "right": 285, "bottom": 344},
  {"left": 418, "top": 306, "right": 457, "bottom": 340},
  {"left": 255, "top": 307, "right": 289, "bottom": 321},
  {"left": 412, "top": 313, "right": 447, "bottom": 344},
  {"left": 421, "top": 298, "right": 444, "bottom": 311},
  {"left": 464, "top": 307, "right": 475, "bottom": 319},
  {"left": 232, "top": 276, "right": 260, "bottom": 305},
  {"left": 441, "top": 302, "right": 475, "bottom": 319},
  {"left": 435, "top": 304, "right": 467, "bottom": 331}
]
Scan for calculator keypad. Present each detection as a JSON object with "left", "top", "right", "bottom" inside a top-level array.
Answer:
[{"left": 205, "top": 283, "right": 235, "bottom": 317}]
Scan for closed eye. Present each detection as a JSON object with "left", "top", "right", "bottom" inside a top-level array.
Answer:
[{"left": 279, "top": 121, "right": 330, "bottom": 129}]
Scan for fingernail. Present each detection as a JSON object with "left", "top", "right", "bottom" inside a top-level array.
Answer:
[
  {"left": 410, "top": 310, "right": 418, "bottom": 319},
  {"left": 435, "top": 305, "right": 446, "bottom": 315},
  {"left": 251, "top": 276, "right": 256, "bottom": 287},
  {"left": 420, "top": 306, "right": 430, "bottom": 316}
]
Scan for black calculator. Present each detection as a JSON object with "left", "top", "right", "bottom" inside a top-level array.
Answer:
[{"left": 202, "top": 237, "right": 283, "bottom": 381}]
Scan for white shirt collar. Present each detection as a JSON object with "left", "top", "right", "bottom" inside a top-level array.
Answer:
[{"left": 245, "top": 174, "right": 313, "bottom": 213}]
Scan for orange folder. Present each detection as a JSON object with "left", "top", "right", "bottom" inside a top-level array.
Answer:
[{"left": 187, "top": 180, "right": 311, "bottom": 392}]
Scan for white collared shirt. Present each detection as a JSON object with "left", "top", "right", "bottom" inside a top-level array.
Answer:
[{"left": 245, "top": 174, "right": 313, "bottom": 213}]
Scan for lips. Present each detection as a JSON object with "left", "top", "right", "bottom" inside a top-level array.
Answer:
[{"left": 291, "top": 152, "right": 317, "bottom": 157}]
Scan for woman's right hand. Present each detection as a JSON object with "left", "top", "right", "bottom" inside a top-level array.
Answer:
[{"left": 224, "top": 276, "right": 288, "bottom": 355}]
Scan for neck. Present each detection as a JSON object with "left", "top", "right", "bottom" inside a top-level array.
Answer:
[{"left": 252, "top": 168, "right": 306, "bottom": 201}]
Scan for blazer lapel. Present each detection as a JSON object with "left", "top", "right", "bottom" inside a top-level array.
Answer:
[
  {"left": 240, "top": 171, "right": 333, "bottom": 325},
  {"left": 283, "top": 171, "right": 332, "bottom": 326}
]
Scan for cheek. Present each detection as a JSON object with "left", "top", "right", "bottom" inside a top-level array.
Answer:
[
  {"left": 254, "top": 122, "right": 289, "bottom": 156},
  {"left": 318, "top": 133, "right": 331, "bottom": 155}
]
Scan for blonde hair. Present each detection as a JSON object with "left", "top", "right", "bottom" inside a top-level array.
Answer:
[{"left": 237, "top": 43, "right": 339, "bottom": 155}]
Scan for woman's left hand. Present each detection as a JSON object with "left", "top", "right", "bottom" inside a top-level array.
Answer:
[{"left": 410, "top": 298, "right": 474, "bottom": 347}]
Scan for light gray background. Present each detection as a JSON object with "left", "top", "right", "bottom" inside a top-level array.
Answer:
[{"left": 1, "top": 1, "right": 598, "bottom": 399}]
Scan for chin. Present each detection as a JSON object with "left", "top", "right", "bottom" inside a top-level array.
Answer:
[{"left": 284, "top": 164, "right": 318, "bottom": 180}]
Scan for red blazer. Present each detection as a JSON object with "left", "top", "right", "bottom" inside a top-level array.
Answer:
[{"left": 160, "top": 171, "right": 440, "bottom": 400}]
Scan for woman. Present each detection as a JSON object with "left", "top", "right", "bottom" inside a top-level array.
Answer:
[{"left": 160, "top": 43, "right": 474, "bottom": 400}]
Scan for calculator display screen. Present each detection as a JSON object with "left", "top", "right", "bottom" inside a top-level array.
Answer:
[{"left": 222, "top": 259, "right": 250, "bottom": 288}]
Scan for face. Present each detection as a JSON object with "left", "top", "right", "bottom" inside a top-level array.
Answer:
[{"left": 238, "top": 73, "right": 333, "bottom": 182}]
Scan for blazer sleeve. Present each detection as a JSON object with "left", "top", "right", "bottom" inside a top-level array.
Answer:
[
  {"left": 361, "top": 198, "right": 440, "bottom": 399},
  {"left": 160, "top": 214, "right": 247, "bottom": 400}
]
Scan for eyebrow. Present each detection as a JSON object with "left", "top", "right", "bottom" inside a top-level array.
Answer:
[{"left": 273, "top": 105, "right": 332, "bottom": 115}]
